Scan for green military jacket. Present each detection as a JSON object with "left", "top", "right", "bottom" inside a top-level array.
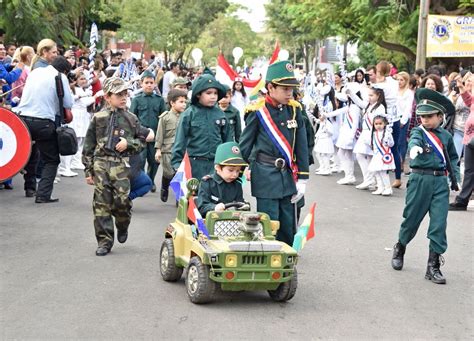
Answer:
[
  {"left": 171, "top": 104, "right": 231, "bottom": 170},
  {"left": 239, "top": 97, "right": 309, "bottom": 199},
  {"left": 408, "top": 125, "right": 460, "bottom": 180},
  {"left": 130, "top": 92, "right": 166, "bottom": 131},
  {"left": 82, "top": 108, "right": 144, "bottom": 178},
  {"left": 197, "top": 173, "right": 245, "bottom": 218},
  {"left": 155, "top": 109, "right": 180, "bottom": 153},
  {"left": 222, "top": 104, "right": 242, "bottom": 142}
]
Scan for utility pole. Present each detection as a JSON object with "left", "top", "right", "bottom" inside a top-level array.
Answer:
[{"left": 416, "top": 0, "right": 431, "bottom": 70}]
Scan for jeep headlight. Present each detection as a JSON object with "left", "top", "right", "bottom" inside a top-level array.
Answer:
[
  {"left": 271, "top": 255, "right": 282, "bottom": 267},
  {"left": 225, "top": 254, "right": 238, "bottom": 267}
]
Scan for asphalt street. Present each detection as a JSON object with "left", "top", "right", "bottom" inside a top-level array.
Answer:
[{"left": 1, "top": 166, "right": 472, "bottom": 340}]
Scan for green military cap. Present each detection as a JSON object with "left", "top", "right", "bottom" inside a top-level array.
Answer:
[
  {"left": 191, "top": 74, "right": 226, "bottom": 105},
  {"left": 140, "top": 70, "right": 154, "bottom": 80},
  {"left": 214, "top": 142, "right": 248, "bottom": 166},
  {"left": 266, "top": 60, "right": 299, "bottom": 87},
  {"left": 415, "top": 88, "right": 455, "bottom": 116},
  {"left": 172, "top": 77, "right": 191, "bottom": 87},
  {"left": 103, "top": 77, "right": 128, "bottom": 94}
]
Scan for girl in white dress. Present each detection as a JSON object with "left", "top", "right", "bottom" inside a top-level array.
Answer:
[
  {"left": 230, "top": 79, "right": 249, "bottom": 127},
  {"left": 353, "top": 87, "right": 387, "bottom": 189},
  {"left": 313, "top": 116, "right": 334, "bottom": 175},
  {"left": 368, "top": 114, "right": 395, "bottom": 196}
]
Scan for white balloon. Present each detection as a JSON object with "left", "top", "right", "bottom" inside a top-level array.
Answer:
[
  {"left": 278, "top": 49, "right": 289, "bottom": 61},
  {"left": 191, "top": 48, "right": 203, "bottom": 64},
  {"left": 232, "top": 47, "right": 243, "bottom": 59}
]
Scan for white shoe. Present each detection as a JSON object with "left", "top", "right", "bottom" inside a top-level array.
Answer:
[
  {"left": 339, "top": 176, "right": 356, "bottom": 185},
  {"left": 356, "top": 181, "right": 372, "bottom": 190},
  {"left": 381, "top": 188, "right": 393, "bottom": 196},
  {"left": 337, "top": 177, "right": 347, "bottom": 185},
  {"left": 71, "top": 163, "right": 85, "bottom": 170},
  {"left": 372, "top": 188, "right": 383, "bottom": 195},
  {"left": 316, "top": 170, "right": 331, "bottom": 176},
  {"left": 59, "top": 170, "right": 78, "bottom": 177},
  {"left": 54, "top": 177, "right": 61, "bottom": 184},
  {"left": 331, "top": 167, "right": 342, "bottom": 173}
]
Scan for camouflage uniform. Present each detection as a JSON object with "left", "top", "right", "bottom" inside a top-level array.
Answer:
[{"left": 83, "top": 107, "right": 144, "bottom": 249}]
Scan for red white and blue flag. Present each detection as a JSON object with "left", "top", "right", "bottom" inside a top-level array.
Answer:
[
  {"left": 170, "top": 152, "right": 192, "bottom": 200},
  {"left": 187, "top": 197, "right": 210, "bottom": 238}
]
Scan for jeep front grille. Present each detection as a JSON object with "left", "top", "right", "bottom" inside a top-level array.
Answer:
[
  {"left": 242, "top": 255, "right": 267, "bottom": 265},
  {"left": 214, "top": 220, "right": 264, "bottom": 238}
]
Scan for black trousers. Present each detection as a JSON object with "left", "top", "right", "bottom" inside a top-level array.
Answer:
[
  {"left": 22, "top": 117, "right": 59, "bottom": 199},
  {"left": 456, "top": 144, "right": 473, "bottom": 205}
]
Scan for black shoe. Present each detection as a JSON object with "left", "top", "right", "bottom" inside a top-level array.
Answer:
[
  {"left": 95, "top": 246, "right": 110, "bottom": 256},
  {"left": 25, "top": 189, "right": 36, "bottom": 197},
  {"left": 117, "top": 230, "right": 128, "bottom": 244},
  {"left": 151, "top": 185, "right": 157, "bottom": 193},
  {"left": 449, "top": 202, "right": 467, "bottom": 211},
  {"left": 35, "top": 197, "right": 59, "bottom": 203},
  {"left": 4, "top": 183, "right": 13, "bottom": 190},
  {"left": 392, "top": 242, "right": 406, "bottom": 270},
  {"left": 425, "top": 251, "right": 446, "bottom": 284},
  {"left": 160, "top": 188, "right": 169, "bottom": 202}
]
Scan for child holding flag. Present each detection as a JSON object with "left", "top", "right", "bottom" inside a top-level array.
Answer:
[{"left": 391, "top": 88, "right": 459, "bottom": 284}]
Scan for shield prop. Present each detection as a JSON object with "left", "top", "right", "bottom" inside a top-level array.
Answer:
[{"left": 0, "top": 108, "right": 32, "bottom": 181}]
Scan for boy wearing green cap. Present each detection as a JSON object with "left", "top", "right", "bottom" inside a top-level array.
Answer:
[
  {"left": 219, "top": 84, "right": 242, "bottom": 142},
  {"left": 391, "top": 88, "right": 459, "bottom": 284},
  {"left": 130, "top": 70, "right": 166, "bottom": 192},
  {"left": 197, "top": 142, "right": 247, "bottom": 218},
  {"left": 83, "top": 77, "right": 145, "bottom": 256},
  {"left": 239, "top": 60, "right": 309, "bottom": 246},
  {"left": 171, "top": 74, "right": 231, "bottom": 179}
]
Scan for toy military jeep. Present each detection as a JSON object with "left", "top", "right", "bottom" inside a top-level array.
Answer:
[{"left": 159, "top": 179, "right": 298, "bottom": 304}]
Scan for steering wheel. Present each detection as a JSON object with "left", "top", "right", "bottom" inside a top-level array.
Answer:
[{"left": 224, "top": 202, "right": 250, "bottom": 210}]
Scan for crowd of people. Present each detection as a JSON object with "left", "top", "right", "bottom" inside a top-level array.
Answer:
[{"left": 0, "top": 38, "right": 472, "bottom": 278}]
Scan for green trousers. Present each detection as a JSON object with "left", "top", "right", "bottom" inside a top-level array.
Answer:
[
  {"left": 257, "top": 196, "right": 296, "bottom": 246},
  {"left": 399, "top": 173, "right": 449, "bottom": 254}
]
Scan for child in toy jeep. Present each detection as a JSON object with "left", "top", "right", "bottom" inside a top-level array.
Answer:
[{"left": 159, "top": 142, "right": 298, "bottom": 304}]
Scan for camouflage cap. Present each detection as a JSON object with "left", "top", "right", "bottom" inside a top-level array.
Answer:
[
  {"left": 103, "top": 77, "right": 128, "bottom": 94},
  {"left": 172, "top": 77, "right": 191, "bottom": 87}
]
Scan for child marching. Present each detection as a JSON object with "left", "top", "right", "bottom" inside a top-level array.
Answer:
[{"left": 313, "top": 116, "right": 334, "bottom": 175}]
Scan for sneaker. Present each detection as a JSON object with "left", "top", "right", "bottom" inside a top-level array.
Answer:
[
  {"left": 448, "top": 202, "right": 467, "bottom": 211},
  {"left": 54, "top": 177, "right": 61, "bottom": 184},
  {"left": 71, "top": 163, "right": 85, "bottom": 170},
  {"left": 356, "top": 181, "right": 372, "bottom": 190},
  {"left": 372, "top": 188, "right": 383, "bottom": 195},
  {"left": 59, "top": 170, "right": 78, "bottom": 177},
  {"left": 381, "top": 188, "right": 393, "bottom": 196}
]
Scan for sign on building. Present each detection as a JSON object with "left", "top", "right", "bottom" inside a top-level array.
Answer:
[{"left": 427, "top": 15, "right": 474, "bottom": 57}]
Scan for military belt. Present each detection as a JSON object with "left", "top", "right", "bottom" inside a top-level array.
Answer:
[
  {"left": 96, "top": 155, "right": 130, "bottom": 162},
  {"left": 190, "top": 156, "right": 211, "bottom": 161},
  {"left": 256, "top": 152, "right": 287, "bottom": 170},
  {"left": 411, "top": 168, "right": 446, "bottom": 176}
]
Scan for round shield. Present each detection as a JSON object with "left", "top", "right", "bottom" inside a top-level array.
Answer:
[
  {"left": 382, "top": 153, "right": 393, "bottom": 165},
  {"left": 0, "top": 108, "right": 32, "bottom": 181}
]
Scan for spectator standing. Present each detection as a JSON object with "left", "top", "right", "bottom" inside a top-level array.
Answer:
[
  {"left": 396, "top": 71, "right": 415, "bottom": 171},
  {"left": 161, "top": 62, "right": 179, "bottom": 99},
  {"left": 31, "top": 39, "right": 57, "bottom": 70}
]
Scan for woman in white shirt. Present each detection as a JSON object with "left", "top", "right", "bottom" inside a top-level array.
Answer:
[{"left": 396, "top": 71, "right": 414, "bottom": 172}]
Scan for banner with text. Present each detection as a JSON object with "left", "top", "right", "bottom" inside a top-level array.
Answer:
[{"left": 426, "top": 15, "right": 474, "bottom": 58}]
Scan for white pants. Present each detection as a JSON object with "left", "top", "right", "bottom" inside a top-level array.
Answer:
[
  {"left": 374, "top": 171, "right": 390, "bottom": 190},
  {"left": 331, "top": 147, "right": 340, "bottom": 169},
  {"left": 70, "top": 137, "right": 85, "bottom": 169},
  {"left": 316, "top": 153, "right": 332, "bottom": 172},
  {"left": 356, "top": 153, "right": 374, "bottom": 184},
  {"left": 338, "top": 148, "right": 354, "bottom": 179}
]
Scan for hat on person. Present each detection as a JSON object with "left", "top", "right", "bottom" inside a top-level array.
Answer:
[
  {"left": 172, "top": 77, "right": 191, "bottom": 87},
  {"left": 415, "top": 88, "right": 455, "bottom": 117},
  {"left": 140, "top": 70, "right": 154, "bottom": 80},
  {"left": 266, "top": 60, "right": 299, "bottom": 87},
  {"left": 190, "top": 74, "right": 226, "bottom": 105},
  {"left": 203, "top": 66, "right": 215, "bottom": 76},
  {"left": 103, "top": 77, "right": 128, "bottom": 94},
  {"left": 214, "top": 142, "right": 248, "bottom": 166}
]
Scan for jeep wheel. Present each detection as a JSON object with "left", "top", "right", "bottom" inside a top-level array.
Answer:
[
  {"left": 160, "top": 239, "right": 183, "bottom": 281},
  {"left": 268, "top": 268, "right": 298, "bottom": 302},
  {"left": 185, "top": 256, "right": 217, "bottom": 304}
]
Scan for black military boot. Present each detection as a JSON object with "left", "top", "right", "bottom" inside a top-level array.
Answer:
[
  {"left": 425, "top": 251, "right": 446, "bottom": 284},
  {"left": 160, "top": 176, "right": 171, "bottom": 202},
  {"left": 391, "top": 242, "right": 406, "bottom": 270}
]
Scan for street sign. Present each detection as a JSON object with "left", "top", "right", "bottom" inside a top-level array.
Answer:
[{"left": 0, "top": 108, "right": 32, "bottom": 181}]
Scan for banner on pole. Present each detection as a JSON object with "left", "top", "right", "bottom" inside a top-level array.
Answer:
[{"left": 426, "top": 15, "right": 474, "bottom": 57}]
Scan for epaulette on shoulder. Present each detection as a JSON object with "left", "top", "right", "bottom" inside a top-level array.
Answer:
[
  {"left": 159, "top": 110, "right": 169, "bottom": 119},
  {"left": 288, "top": 99, "right": 302, "bottom": 109},
  {"left": 94, "top": 110, "right": 110, "bottom": 118},
  {"left": 201, "top": 175, "right": 212, "bottom": 181},
  {"left": 245, "top": 98, "right": 265, "bottom": 113}
]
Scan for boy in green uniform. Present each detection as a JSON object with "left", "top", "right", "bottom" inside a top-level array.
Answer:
[
  {"left": 130, "top": 70, "right": 166, "bottom": 192},
  {"left": 171, "top": 74, "right": 231, "bottom": 179},
  {"left": 155, "top": 89, "right": 188, "bottom": 202},
  {"left": 82, "top": 77, "right": 145, "bottom": 256},
  {"left": 239, "top": 60, "right": 309, "bottom": 246},
  {"left": 197, "top": 142, "right": 247, "bottom": 218},
  {"left": 219, "top": 84, "right": 242, "bottom": 142},
  {"left": 391, "top": 88, "right": 459, "bottom": 284}
]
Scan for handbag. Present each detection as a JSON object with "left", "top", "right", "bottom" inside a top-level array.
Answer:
[{"left": 55, "top": 72, "right": 78, "bottom": 156}]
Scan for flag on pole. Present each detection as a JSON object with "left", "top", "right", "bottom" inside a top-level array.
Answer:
[
  {"left": 187, "top": 196, "right": 210, "bottom": 238},
  {"left": 169, "top": 152, "right": 192, "bottom": 200},
  {"left": 269, "top": 41, "right": 281, "bottom": 65},
  {"left": 216, "top": 53, "right": 261, "bottom": 88},
  {"left": 292, "top": 203, "right": 316, "bottom": 251},
  {"left": 247, "top": 41, "right": 281, "bottom": 100}
]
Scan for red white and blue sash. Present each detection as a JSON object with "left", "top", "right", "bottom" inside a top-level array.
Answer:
[
  {"left": 420, "top": 126, "right": 446, "bottom": 165},
  {"left": 256, "top": 106, "right": 298, "bottom": 181},
  {"left": 345, "top": 112, "right": 353, "bottom": 129},
  {"left": 364, "top": 115, "right": 372, "bottom": 130},
  {"left": 373, "top": 131, "right": 393, "bottom": 164}
]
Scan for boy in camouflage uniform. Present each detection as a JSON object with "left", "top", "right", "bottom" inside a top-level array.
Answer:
[{"left": 83, "top": 77, "right": 145, "bottom": 256}]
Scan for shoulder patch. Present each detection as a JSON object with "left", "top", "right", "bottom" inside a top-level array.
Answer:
[
  {"left": 94, "top": 110, "right": 110, "bottom": 119},
  {"left": 245, "top": 98, "right": 265, "bottom": 113},
  {"left": 159, "top": 110, "right": 170, "bottom": 119},
  {"left": 201, "top": 175, "right": 212, "bottom": 181}
]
